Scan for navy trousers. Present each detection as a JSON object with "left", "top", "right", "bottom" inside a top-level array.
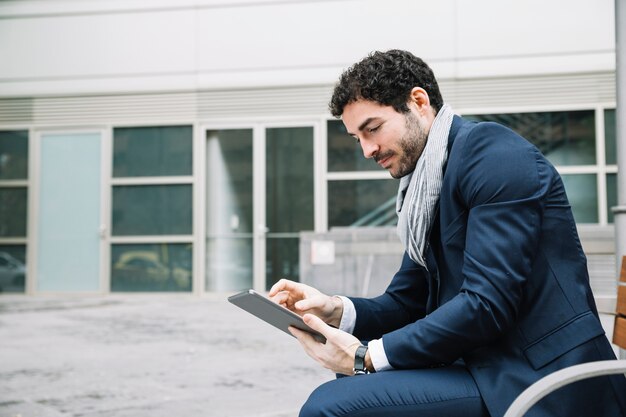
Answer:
[{"left": 299, "top": 364, "right": 489, "bottom": 417}]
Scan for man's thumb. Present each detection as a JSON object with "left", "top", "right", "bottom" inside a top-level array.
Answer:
[{"left": 303, "top": 313, "right": 329, "bottom": 335}]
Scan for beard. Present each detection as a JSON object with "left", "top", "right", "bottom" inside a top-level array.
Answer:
[{"left": 388, "top": 111, "right": 429, "bottom": 179}]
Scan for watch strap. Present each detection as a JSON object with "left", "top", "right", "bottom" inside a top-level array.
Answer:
[{"left": 354, "top": 345, "right": 368, "bottom": 375}]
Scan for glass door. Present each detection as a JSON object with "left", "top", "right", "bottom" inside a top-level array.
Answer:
[
  {"left": 36, "top": 132, "right": 103, "bottom": 292},
  {"left": 265, "top": 126, "right": 314, "bottom": 290},
  {"left": 205, "top": 129, "right": 254, "bottom": 291},
  {"left": 205, "top": 125, "right": 315, "bottom": 292}
]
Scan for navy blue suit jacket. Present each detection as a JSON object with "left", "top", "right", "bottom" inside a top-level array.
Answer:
[{"left": 349, "top": 116, "right": 626, "bottom": 417}]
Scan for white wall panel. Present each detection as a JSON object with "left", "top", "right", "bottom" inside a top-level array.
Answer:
[
  {"left": 0, "top": 0, "right": 617, "bottom": 97},
  {"left": 456, "top": 0, "right": 614, "bottom": 59},
  {"left": 194, "top": 0, "right": 456, "bottom": 72},
  {"left": 452, "top": 0, "right": 615, "bottom": 78},
  {"left": 0, "top": 0, "right": 299, "bottom": 17},
  {"left": 0, "top": 10, "right": 196, "bottom": 78}
]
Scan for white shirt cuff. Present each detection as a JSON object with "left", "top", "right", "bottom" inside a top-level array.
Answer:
[
  {"left": 337, "top": 296, "right": 356, "bottom": 334},
  {"left": 336, "top": 296, "right": 393, "bottom": 372},
  {"left": 368, "top": 338, "right": 393, "bottom": 372}
]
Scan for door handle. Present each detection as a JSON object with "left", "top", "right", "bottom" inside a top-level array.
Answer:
[{"left": 99, "top": 225, "right": 107, "bottom": 239}]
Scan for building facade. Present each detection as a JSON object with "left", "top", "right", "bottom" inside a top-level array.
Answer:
[{"left": 0, "top": 0, "right": 618, "bottom": 308}]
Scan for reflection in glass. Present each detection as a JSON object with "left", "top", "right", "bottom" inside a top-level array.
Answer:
[
  {"left": 266, "top": 237, "right": 299, "bottom": 290},
  {"left": 0, "top": 245, "right": 26, "bottom": 293},
  {"left": 328, "top": 180, "right": 398, "bottom": 228},
  {"left": 206, "top": 129, "right": 253, "bottom": 291},
  {"left": 0, "top": 130, "right": 28, "bottom": 180},
  {"left": 0, "top": 187, "right": 27, "bottom": 237},
  {"left": 206, "top": 130, "right": 253, "bottom": 235},
  {"left": 113, "top": 126, "right": 192, "bottom": 177},
  {"left": 465, "top": 111, "right": 596, "bottom": 166},
  {"left": 607, "top": 174, "right": 617, "bottom": 224},
  {"left": 605, "top": 109, "right": 616, "bottom": 165},
  {"left": 327, "top": 120, "right": 380, "bottom": 172},
  {"left": 561, "top": 174, "right": 598, "bottom": 223},
  {"left": 266, "top": 127, "right": 314, "bottom": 287},
  {"left": 206, "top": 238, "right": 252, "bottom": 291},
  {"left": 111, "top": 243, "right": 192, "bottom": 292},
  {"left": 112, "top": 185, "right": 192, "bottom": 235}
]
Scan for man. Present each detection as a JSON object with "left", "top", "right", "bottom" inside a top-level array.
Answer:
[{"left": 269, "top": 50, "right": 626, "bottom": 417}]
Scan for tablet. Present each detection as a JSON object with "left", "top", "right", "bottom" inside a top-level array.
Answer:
[{"left": 228, "top": 289, "right": 326, "bottom": 343}]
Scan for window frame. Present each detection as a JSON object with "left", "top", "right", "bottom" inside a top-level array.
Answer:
[
  {"left": 110, "top": 121, "right": 197, "bottom": 293},
  {"left": 0, "top": 126, "right": 31, "bottom": 293},
  {"left": 324, "top": 102, "right": 618, "bottom": 228}
]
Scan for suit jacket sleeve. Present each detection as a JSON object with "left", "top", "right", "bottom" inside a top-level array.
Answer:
[
  {"left": 367, "top": 122, "right": 550, "bottom": 368},
  {"left": 348, "top": 251, "right": 429, "bottom": 341}
]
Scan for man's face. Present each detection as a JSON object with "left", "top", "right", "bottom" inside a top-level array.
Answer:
[{"left": 342, "top": 99, "right": 431, "bottom": 179}]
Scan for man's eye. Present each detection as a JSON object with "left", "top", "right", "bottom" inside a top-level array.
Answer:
[{"left": 368, "top": 125, "right": 381, "bottom": 133}]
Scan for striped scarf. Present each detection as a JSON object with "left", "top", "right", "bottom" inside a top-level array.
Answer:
[{"left": 396, "top": 104, "right": 454, "bottom": 268}]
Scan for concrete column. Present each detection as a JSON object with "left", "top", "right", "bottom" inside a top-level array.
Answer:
[{"left": 614, "top": 0, "right": 626, "bottom": 359}]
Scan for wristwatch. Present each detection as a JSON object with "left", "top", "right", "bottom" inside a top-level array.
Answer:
[{"left": 353, "top": 345, "right": 369, "bottom": 375}]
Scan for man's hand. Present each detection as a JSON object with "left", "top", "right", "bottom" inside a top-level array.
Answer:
[
  {"left": 269, "top": 279, "right": 343, "bottom": 328},
  {"left": 289, "top": 313, "right": 361, "bottom": 376}
]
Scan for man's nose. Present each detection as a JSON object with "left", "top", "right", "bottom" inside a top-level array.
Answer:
[{"left": 361, "top": 140, "right": 379, "bottom": 159}]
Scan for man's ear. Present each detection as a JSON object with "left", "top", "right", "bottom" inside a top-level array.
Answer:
[{"left": 409, "top": 87, "right": 431, "bottom": 113}]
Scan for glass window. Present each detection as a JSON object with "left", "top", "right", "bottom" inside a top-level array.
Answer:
[
  {"left": 0, "top": 130, "right": 28, "bottom": 180},
  {"left": 605, "top": 109, "right": 616, "bottom": 165},
  {"left": 113, "top": 126, "right": 192, "bottom": 177},
  {"left": 0, "top": 187, "right": 27, "bottom": 237},
  {"left": 327, "top": 120, "right": 379, "bottom": 172},
  {"left": 465, "top": 111, "right": 596, "bottom": 166},
  {"left": 266, "top": 127, "right": 314, "bottom": 233},
  {"left": 0, "top": 245, "right": 26, "bottom": 293},
  {"left": 328, "top": 179, "right": 398, "bottom": 228},
  {"left": 561, "top": 174, "right": 598, "bottom": 223},
  {"left": 111, "top": 243, "right": 192, "bottom": 292},
  {"left": 607, "top": 173, "right": 617, "bottom": 224},
  {"left": 112, "top": 185, "right": 192, "bottom": 235},
  {"left": 266, "top": 237, "right": 299, "bottom": 290}
]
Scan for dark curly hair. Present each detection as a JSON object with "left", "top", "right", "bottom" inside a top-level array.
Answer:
[{"left": 329, "top": 50, "right": 443, "bottom": 117}]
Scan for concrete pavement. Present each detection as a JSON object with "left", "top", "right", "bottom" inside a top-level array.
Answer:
[
  {"left": 0, "top": 295, "right": 332, "bottom": 417},
  {"left": 0, "top": 294, "right": 620, "bottom": 417}
]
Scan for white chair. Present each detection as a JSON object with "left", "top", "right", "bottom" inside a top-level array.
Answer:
[{"left": 503, "top": 360, "right": 626, "bottom": 417}]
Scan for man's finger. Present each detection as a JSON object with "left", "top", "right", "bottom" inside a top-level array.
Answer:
[
  {"left": 268, "top": 278, "right": 297, "bottom": 297},
  {"left": 289, "top": 325, "right": 318, "bottom": 353},
  {"left": 268, "top": 278, "right": 287, "bottom": 297},
  {"left": 269, "top": 291, "right": 289, "bottom": 306},
  {"left": 303, "top": 313, "right": 332, "bottom": 337},
  {"left": 294, "top": 297, "right": 322, "bottom": 312},
  {"left": 289, "top": 325, "right": 306, "bottom": 339}
]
